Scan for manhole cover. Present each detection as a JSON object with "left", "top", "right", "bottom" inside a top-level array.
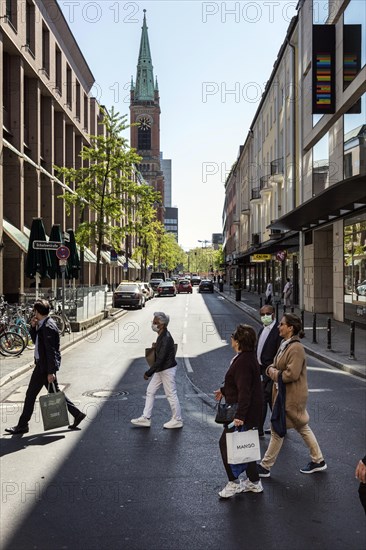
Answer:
[{"left": 83, "top": 390, "right": 129, "bottom": 398}]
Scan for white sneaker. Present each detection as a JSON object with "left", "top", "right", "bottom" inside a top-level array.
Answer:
[
  {"left": 131, "top": 416, "right": 151, "bottom": 427},
  {"left": 239, "top": 479, "right": 264, "bottom": 493},
  {"left": 218, "top": 481, "right": 242, "bottom": 499},
  {"left": 163, "top": 419, "right": 183, "bottom": 429}
]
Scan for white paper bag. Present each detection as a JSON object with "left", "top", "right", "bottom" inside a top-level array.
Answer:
[{"left": 226, "top": 429, "right": 261, "bottom": 464}]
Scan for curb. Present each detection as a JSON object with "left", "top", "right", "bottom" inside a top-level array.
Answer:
[
  {"left": 0, "top": 309, "right": 128, "bottom": 388},
  {"left": 215, "top": 289, "right": 366, "bottom": 380}
]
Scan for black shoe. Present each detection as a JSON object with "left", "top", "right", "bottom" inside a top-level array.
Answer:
[
  {"left": 257, "top": 464, "right": 271, "bottom": 477},
  {"left": 300, "top": 460, "right": 327, "bottom": 474},
  {"left": 5, "top": 425, "right": 29, "bottom": 435},
  {"left": 68, "top": 412, "right": 86, "bottom": 430}
]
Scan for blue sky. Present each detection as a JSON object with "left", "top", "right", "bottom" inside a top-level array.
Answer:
[{"left": 59, "top": 0, "right": 300, "bottom": 249}]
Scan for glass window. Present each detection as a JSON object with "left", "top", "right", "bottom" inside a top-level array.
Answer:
[
  {"left": 42, "top": 26, "right": 50, "bottom": 76},
  {"left": 344, "top": 93, "right": 366, "bottom": 178},
  {"left": 344, "top": 213, "right": 366, "bottom": 325},
  {"left": 312, "top": 132, "right": 329, "bottom": 195},
  {"left": 344, "top": 0, "right": 366, "bottom": 70}
]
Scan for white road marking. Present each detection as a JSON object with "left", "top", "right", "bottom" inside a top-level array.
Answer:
[
  {"left": 182, "top": 333, "right": 187, "bottom": 344},
  {"left": 184, "top": 355, "right": 193, "bottom": 373},
  {"left": 183, "top": 321, "right": 187, "bottom": 329},
  {"left": 308, "top": 389, "right": 333, "bottom": 392}
]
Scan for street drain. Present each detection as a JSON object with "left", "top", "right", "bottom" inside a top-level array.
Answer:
[{"left": 83, "top": 390, "right": 129, "bottom": 398}]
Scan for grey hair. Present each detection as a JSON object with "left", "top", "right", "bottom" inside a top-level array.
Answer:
[{"left": 154, "top": 312, "right": 170, "bottom": 326}]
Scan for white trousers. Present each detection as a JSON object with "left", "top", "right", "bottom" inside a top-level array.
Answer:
[{"left": 143, "top": 367, "right": 182, "bottom": 420}]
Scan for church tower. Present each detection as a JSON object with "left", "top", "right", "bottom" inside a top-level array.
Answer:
[{"left": 130, "top": 10, "right": 164, "bottom": 222}]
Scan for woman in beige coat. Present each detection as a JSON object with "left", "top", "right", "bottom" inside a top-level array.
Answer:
[{"left": 257, "top": 313, "right": 327, "bottom": 476}]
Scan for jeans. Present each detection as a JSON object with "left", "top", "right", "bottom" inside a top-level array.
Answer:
[
  {"left": 219, "top": 427, "right": 260, "bottom": 482},
  {"left": 143, "top": 367, "right": 182, "bottom": 420},
  {"left": 261, "top": 424, "right": 324, "bottom": 469}
]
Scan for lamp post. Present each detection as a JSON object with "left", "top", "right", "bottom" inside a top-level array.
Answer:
[{"left": 198, "top": 239, "right": 211, "bottom": 276}]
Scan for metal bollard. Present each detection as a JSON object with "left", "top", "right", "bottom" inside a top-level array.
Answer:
[
  {"left": 301, "top": 310, "right": 305, "bottom": 335},
  {"left": 327, "top": 318, "right": 331, "bottom": 350},
  {"left": 291, "top": 306, "right": 294, "bottom": 313},
  {"left": 275, "top": 301, "right": 279, "bottom": 321},
  {"left": 259, "top": 296, "right": 263, "bottom": 308},
  {"left": 350, "top": 321, "right": 356, "bottom": 359},
  {"left": 312, "top": 313, "right": 317, "bottom": 344}
]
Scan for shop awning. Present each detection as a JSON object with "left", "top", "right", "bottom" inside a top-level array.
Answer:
[
  {"left": 269, "top": 174, "right": 366, "bottom": 232},
  {"left": 129, "top": 259, "right": 141, "bottom": 269},
  {"left": 235, "top": 231, "right": 299, "bottom": 263},
  {"left": 3, "top": 220, "right": 30, "bottom": 253}
]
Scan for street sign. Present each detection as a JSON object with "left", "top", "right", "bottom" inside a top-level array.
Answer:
[
  {"left": 56, "top": 245, "right": 70, "bottom": 260},
  {"left": 276, "top": 250, "right": 287, "bottom": 261},
  {"left": 33, "top": 241, "right": 61, "bottom": 250},
  {"left": 251, "top": 254, "right": 272, "bottom": 262},
  {"left": 58, "top": 259, "right": 67, "bottom": 266}
]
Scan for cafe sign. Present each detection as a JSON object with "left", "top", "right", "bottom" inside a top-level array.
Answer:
[{"left": 251, "top": 254, "right": 272, "bottom": 262}]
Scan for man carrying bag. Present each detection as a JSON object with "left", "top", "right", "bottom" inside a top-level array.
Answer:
[{"left": 5, "top": 299, "right": 85, "bottom": 435}]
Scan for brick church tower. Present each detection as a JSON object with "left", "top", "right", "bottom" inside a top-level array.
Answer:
[{"left": 130, "top": 10, "right": 164, "bottom": 223}]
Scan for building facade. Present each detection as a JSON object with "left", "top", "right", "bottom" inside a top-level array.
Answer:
[
  {"left": 0, "top": 0, "right": 139, "bottom": 299},
  {"left": 223, "top": 0, "right": 366, "bottom": 326}
]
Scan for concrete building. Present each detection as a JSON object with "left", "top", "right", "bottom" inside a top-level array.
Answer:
[{"left": 223, "top": 0, "right": 366, "bottom": 326}]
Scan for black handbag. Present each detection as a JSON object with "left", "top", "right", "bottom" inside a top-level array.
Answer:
[{"left": 215, "top": 399, "right": 238, "bottom": 424}]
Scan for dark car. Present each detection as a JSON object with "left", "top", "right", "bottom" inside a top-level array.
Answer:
[
  {"left": 198, "top": 279, "right": 214, "bottom": 293},
  {"left": 150, "top": 278, "right": 164, "bottom": 292},
  {"left": 113, "top": 282, "right": 144, "bottom": 309},
  {"left": 177, "top": 279, "right": 193, "bottom": 294},
  {"left": 191, "top": 276, "right": 201, "bottom": 286},
  {"left": 157, "top": 281, "right": 177, "bottom": 297}
]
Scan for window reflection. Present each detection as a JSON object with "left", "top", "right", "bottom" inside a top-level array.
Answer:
[
  {"left": 344, "top": 215, "right": 366, "bottom": 324},
  {"left": 344, "top": 93, "right": 366, "bottom": 178}
]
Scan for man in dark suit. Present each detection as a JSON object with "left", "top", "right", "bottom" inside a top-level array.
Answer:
[
  {"left": 256, "top": 304, "right": 282, "bottom": 436},
  {"left": 5, "top": 299, "right": 85, "bottom": 435}
]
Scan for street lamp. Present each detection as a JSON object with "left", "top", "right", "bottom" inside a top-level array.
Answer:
[{"left": 198, "top": 240, "right": 211, "bottom": 276}]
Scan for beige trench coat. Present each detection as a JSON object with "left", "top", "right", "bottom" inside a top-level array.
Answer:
[{"left": 266, "top": 336, "right": 310, "bottom": 429}]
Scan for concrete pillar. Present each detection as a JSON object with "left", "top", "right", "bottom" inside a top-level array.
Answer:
[
  {"left": 54, "top": 111, "right": 65, "bottom": 229},
  {"left": 0, "top": 32, "right": 4, "bottom": 295}
]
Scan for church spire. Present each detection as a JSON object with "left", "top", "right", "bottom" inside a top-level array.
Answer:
[{"left": 134, "top": 10, "right": 155, "bottom": 101}]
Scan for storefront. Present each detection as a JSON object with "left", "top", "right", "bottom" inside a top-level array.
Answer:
[{"left": 344, "top": 211, "right": 366, "bottom": 325}]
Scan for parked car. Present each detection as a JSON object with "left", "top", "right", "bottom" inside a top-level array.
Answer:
[
  {"left": 191, "top": 275, "right": 201, "bottom": 286},
  {"left": 113, "top": 282, "right": 145, "bottom": 309},
  {"left": 357, "top": 280, "right": 366, "bottom": 296},
  {"left": 198, "top": 279, "right": 214, "bottom": 293},
  {"left": 177, "top": 279, "right": 193, "bottom": 294},
  {"left": 157, "top": 281, "right": 177, "bottom": 297},
  {"left": 150, "top": 278, "right": 164, "bottom": 292},
  {"left": 140, "top": 282, "right": 154, "bottom": 300}
]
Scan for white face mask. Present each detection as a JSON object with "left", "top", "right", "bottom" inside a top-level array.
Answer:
[
  {"left": 261, "top": 314, "right": 273, "bottom": 327},
  {"left": 151, "top": 323, "right": 159, "bottom": 332}
]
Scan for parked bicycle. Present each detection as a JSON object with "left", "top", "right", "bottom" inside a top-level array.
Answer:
[
  {"left": 0, "top": 322, "right": 26, "bottom": 356},
  {"left": 49, "top": 298, "right": 72, "bottom": 336}
]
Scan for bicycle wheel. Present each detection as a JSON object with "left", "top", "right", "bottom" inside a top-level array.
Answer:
[
  {"left": 50, "top": 314, "right": 65, "bottom": 335},
  {"left": 0, "top": 332, "right": 26, "bottom": 356}
]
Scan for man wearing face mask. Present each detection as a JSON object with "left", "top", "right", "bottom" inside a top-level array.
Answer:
[
  {"left": 256, "top": 305, "right": 282, "bottom": 437},
  {"left": 131, "top": 312, "right": 183, "bottom": 429}
]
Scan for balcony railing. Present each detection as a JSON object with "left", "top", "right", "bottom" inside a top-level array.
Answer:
[
  {"left": 260, "top": 175, "right": 271, "bottom": 190},
  {"left": 251, "top": 187, "right": 260, "bottom": 200},
  {"left": 271, "top": 157, "right": 284, "bottom": 175}
]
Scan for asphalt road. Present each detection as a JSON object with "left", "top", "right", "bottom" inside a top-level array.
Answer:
[{"left": 0, "top": 290, "right": 365, "bottom": 550}]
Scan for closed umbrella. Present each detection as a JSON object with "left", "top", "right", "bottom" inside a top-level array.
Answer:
[
  {"left": 25, "top": 218, "right": 52, "bottom": 298},
  {"left": 49, "top": 224, "right": 64, "bottom": 300},
  {"left": 65, "top": 229, "right": 80, "bottom": 282}
]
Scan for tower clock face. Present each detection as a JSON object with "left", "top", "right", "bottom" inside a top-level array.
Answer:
[{"left": 137, "top": 115, "right": 152, "bottom": 130}]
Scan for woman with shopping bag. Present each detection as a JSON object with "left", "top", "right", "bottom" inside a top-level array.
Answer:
[{"left": 214, "top": 324, "right": 263, "bottom": 498}]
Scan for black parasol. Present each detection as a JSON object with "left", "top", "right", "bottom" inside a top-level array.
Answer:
[{"left": 65, "top": 229, "right": 80, "bottom": 280}]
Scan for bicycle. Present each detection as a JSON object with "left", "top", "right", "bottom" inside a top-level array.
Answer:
[
  {"left": 7, "top": 304, "right": 35, "bottom": 350},
  {"left": 0, "top": 322, "right": 26, "bottom": 356},
  {"left": 49, "top": 298, "right": 72, "bottom": 336}
]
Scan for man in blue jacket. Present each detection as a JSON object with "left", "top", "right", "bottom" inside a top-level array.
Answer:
[{"left": 5, "top": 299, "right": 85, "bottom": 434}]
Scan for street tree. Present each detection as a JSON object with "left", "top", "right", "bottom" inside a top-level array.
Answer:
[{"left": 55, "top": 107, "right": 159, "bottom": 284}]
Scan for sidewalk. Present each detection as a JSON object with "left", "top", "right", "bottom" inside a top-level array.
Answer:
[
  {"left": 0, "top": 308, "right": 128, "bottom": 388},
  {"left": 217, "top": 284, "right": 366, "bottom": 380}
]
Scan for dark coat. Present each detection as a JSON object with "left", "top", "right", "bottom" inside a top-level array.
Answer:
[
  {"left": 145, "top": 329, "right": 177, "bottom": 377},
  {"left": 30, "top": 316, "right": 61, "bottom": 375},
  {"left": 257, "top": 323, "right": 282, "bottom": 375},
  {"left": 221, "top": 351, "right": 263, "bottom": 428}
]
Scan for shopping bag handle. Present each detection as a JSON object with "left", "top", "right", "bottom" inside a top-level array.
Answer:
[{"left": 47, "top": 383, "right": 57, "bottom": 394}]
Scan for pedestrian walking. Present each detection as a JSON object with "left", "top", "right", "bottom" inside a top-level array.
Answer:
[
  {"left": 355, "top": 455, "right": 366, "bottom": 514},
  {"left": 256, "top": 305, "right": 282, "bottom": 437},
  {"left": 282, "top": 278, "right": 293, "bottom": 310},
  {"left": 257, "top": 313, "right": 327, "bottom": 478},
  {"left": 215, "top": 324, "right": 263, "bottom": 498},
  {"left": 131, "top": 312, "right": 183, "bottom": 429},
  {"left": 5, "top": 299, "right": 86, "bottom": 435},
  {"left": 265, "top": 283, "right": 273, "bottom": 305}
]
